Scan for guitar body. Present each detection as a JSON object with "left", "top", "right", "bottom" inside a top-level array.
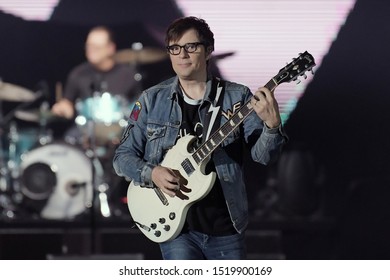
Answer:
[{"left": 127, "top": 134, "right": 216, "bottom": 243}]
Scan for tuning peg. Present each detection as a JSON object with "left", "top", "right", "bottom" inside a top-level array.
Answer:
[
  {"left": 301, "top": 73, "right": 307, "bottom": 79},
  {"left": 293, "top": 77, "right": 301, "bottom": 84}
]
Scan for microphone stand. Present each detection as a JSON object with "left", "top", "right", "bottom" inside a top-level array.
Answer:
[{"left": 86, "top": 80, "right": 112, "bottom": 255}]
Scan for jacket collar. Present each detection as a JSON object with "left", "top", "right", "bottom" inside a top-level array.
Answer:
[{"left": 169, "top": 74, "right": 217, "bottom": 104}]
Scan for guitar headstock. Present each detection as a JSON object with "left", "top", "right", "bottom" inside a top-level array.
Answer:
[{"left": 274, "top": 51, "right": 316, "bottom": 85}]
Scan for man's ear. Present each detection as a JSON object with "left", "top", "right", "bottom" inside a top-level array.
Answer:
[{"left": 206, "top": 46, "right": 214, "bottom": 60}]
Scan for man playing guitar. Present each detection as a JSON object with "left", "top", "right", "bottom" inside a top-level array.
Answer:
[{"left": 113, "top": 16, "right": 291, "bottom": 259}]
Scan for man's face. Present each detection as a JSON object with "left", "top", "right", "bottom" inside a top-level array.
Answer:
[
  {"left": 168, "top": 28, "right": 211, "bottom": 81},
  {"left": 85, "top": 30, "right": 115, "bottom": 66}
]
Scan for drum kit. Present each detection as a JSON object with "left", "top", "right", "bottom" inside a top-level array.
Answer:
[
  {"left": 0, "top": 46, "right": 168, "bottom": 222},
  {"left": 0, "top": 81, "right": 92, "bottom": 221},
  {"left": 0, "top": 81, "right": 132, "bottom": 222}
]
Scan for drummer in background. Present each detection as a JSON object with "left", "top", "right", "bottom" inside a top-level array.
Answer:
[
  {"left": 51, "top": 26, "right": 140, "bottom": 218},
  {"left": 51, "top": 25, "right": 139, "bottom": 143}
]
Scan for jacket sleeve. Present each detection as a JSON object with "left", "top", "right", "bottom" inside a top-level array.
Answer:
[
  {"left": 241, "top": 87, "right": 288, "bottom": 165},
  {"left": 112, "top": 93, "right": 156, "bottom": 187}
]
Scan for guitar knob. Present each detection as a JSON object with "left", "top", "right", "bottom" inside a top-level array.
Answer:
[
  {"left": 169, "top": 212, "right": 176, "bottom": 220},
  {"left": 159, "top": 218, "right": 166, "bottom": 224},
  {"left": 163, "top": 225, "right": 170, "bottom": 231},
  {"left": 154, "top": 231, "right": 161, "bottom": 237},
  {"left": 150, "top": 223, "right": 157, "bottom": 229}
]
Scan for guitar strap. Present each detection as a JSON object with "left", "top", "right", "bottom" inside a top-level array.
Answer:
[{"left": 202, "top": 77, "right": 225, "bottom": 143}]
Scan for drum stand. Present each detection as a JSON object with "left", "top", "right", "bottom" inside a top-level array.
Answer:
[
  {"left": 0, "top": 96, "right": 52, "bottom": 220},
  {"left": 0, "top": 112, "right": 13, "bottom": 219},
  {"left": 83, "top": 88, "right": 114, "bottom": 253},
  {"left": 0, "top": 103, "right": 23, "bottom": 220}
]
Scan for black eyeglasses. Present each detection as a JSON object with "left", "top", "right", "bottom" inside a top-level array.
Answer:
[{"left": 166, "top": 42, "right": 205, "bottom": 55}]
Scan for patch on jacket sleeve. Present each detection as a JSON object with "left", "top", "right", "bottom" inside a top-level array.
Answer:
[{"left": 129, "top": 101, "right": 142, "bottom": 121}]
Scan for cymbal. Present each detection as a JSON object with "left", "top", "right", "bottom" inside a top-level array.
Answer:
[
  {"left": 114, "top": 47, "right": 168, "bottom": 64},
  {"left": 0, "top": 81, "right": 36, "bottom": 102},
  {"left": 14, "top": 109, "right": 64, "bottom": 123}
]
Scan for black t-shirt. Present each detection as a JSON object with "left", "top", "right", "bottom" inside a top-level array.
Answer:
[
  {"left": 63, "top": 62, "right": 139, "bottom": 103},
  {"left": 177, "top": 92, "right": 236, "bottom": 236}
]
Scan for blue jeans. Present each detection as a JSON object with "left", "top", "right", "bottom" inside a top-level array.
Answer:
[{"left": 159, "top": 231, "right": 247, "bottom": 260}]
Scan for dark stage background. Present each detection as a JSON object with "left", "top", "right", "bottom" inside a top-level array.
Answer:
[{"left": 1, "top": 0, "right": 390, "bottom": 260}]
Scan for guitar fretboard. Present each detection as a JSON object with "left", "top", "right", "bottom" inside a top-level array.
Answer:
[{"left": 192, "top": 78, "right": 278, "bottom": 165}]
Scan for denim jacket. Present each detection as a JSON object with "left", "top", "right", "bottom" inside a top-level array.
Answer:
[{"left": 113, "top": 76, "right": 287, "bottom": 234}]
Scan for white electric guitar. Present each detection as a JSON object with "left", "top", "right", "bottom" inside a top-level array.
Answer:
[{"left": 127, "top": 51, "right": 316, "bottom": 243}]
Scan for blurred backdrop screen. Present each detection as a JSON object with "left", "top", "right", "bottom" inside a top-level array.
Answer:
[{"left": 0, "top": 0, "right": 356, "bottom": 122}]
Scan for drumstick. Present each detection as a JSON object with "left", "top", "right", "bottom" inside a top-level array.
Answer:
[{"left": 55, "top": 81, "right": 62, "bottom": 101}]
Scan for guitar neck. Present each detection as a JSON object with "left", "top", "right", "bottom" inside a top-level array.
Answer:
[
  {"left": 191, "top": 78, "right": 278, "bottom": 165},
  {"left": 190, "top": 50, "right": 316, "bottom": 166}
]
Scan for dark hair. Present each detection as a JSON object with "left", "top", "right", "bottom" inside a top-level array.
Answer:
[{"left": 165, "top": 16, "right": 214, "bottom": 53}]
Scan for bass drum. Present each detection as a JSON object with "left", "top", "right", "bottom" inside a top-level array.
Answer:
[{"left": 19, "top": 142, "right": 97, "bottom": 220}]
